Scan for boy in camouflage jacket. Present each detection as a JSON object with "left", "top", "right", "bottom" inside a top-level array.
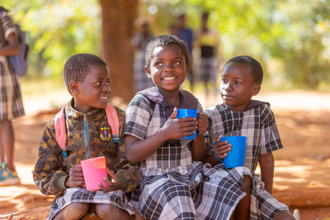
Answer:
[{"left": 33, "top": 53, "right": 141, "bottom": 220}]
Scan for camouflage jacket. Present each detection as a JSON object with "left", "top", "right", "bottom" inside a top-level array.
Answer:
[{"left": 33, "top": 100, "right": 141, "bottom": 197}]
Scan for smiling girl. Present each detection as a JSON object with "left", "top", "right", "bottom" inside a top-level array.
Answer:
[{"left": 125, "top": 35, "right": 247, "bottom": 220}]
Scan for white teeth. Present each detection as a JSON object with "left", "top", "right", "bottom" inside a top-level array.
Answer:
[{"left": 163, "top": 77, "right": 175, "bottom": 80}]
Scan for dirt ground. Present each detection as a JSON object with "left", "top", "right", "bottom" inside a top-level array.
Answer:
[{"left": 0, "top": 91, "right": 330, "bottom": 219}]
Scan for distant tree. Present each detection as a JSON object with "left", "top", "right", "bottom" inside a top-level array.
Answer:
[{"left": 99, "top": 0, "right": 139, "bottom": 102}]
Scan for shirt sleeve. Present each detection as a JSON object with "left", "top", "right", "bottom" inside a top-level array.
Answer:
[
  {"left": 115, "top": 108, "right": 142, "bottom": 193},
  {"left": 32, "top": 120, "right": 68, "bottom": 197},
  {"left": 125, "top": 94, "right": 152, "bottom": 140},
  {"left": 259, "top": 105, "right": 283, "bottom": 154},
  {"left": 1, "top": 11, "right": 17, "bottom": 40}
]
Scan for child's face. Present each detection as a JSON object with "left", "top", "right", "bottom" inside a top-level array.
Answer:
[
  {"left": 145, "top": 44, "right": 189, "bottom": 94},
  {"left": 71, "top": 65, "right": 110, "bottom": 113},
  {"left": 220, "top": 62, "right": 260, "bottom": 112}
]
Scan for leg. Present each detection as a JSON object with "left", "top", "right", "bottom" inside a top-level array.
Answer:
[
  {"left": 273, "top": 210, "right": 295, "bottom": 220},
  {"left": 94, "top": 204, "right": 134, "bottom": 220},
  {"left": 53, "top": 202, "right": 90, "bottom": 220},
  {"left": 0, "top": 120, "right": 15, "bottom": 171},
  {"left": 233, "top": 175, "right": 251, "bottom": 220}
]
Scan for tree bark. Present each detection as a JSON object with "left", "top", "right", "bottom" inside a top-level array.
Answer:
[{"left": 99, "top": 0, "right": 139, "bottom": 103}]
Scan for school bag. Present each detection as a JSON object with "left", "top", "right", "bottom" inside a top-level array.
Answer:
[
  {"left": 0, "top": 11, "right": 29, "bottom": 77},
  {"left": 54, "top": 103, "right": 120, "bottom": 157}
]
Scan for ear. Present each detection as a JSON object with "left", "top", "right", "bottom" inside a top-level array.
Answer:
[
  {"left": 145, "top": 66, "right": 152, "bottom": 79},
  {"left": 185, "top": 63, "right": 191, "bottom": 76},
  {"left": 252, "top": 84, "right": 261, "bottom": 96},
  {"left": 69, "top": 81, "right": 80, "bottom": 95}
]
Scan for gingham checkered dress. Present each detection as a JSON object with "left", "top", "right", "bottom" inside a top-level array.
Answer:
[
  {"left": 0, "top": 11, "right": 25, "bottom": 121},
  {"left": 125, "top": 87, "right": 246, "bottom": 220},
  {"left": 48, "top": 188, "right": 135, "bottom": 220},
  {"left": 204, "top": 101, "right": 289, "bottom": 220}
]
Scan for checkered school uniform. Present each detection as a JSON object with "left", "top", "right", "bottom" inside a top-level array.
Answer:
[
  {"left": 0, "top": 11, "right": 25, "bottom": 121},
  {"left": 125, "top": 87, "right": 246, "bottom": 220},
  {"left": 204, "top": 100, "right": 289, "bottom": 220},
  {"left": 198, "top": 57, "right": 218, "bottom": 82},
  {"left": 131, "top": 33, "right": 154, "bottom": 91}
]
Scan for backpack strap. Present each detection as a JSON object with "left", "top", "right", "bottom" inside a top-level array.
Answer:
[
  {"left": 54, "top": 104, "right": 120, "bottom": 156},
  {"left": 105, "top": 103, "right": 120, "bottom": 143},
  {"left": 54, "top": 107, "right": 66, "bottom": 150}
]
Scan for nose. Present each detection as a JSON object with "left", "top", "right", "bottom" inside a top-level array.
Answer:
[
  {"left": 163, "top": 63, "right": 174, "bottom": 72},
  {"left": 223, "top": 81, "right": 233, "bottom": 92},
  {"left": 102, "top": 85, "right": 110, "bottom": 93}
]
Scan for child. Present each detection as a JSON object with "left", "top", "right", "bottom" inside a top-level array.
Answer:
[
  {"left": 204, "top": 55, "right": 295, "bottom": 220},
  {"left": 125, "top": 35, "right": 248, "bottom": 220},
  {"left": 33, "top": 54, "right": 141, "bottom": 220}
]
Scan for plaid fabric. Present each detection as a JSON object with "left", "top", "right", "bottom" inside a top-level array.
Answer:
[
  {"left": 131, "top": 33, "right": 154, "bottom": 91},
  {"left": 0, "top": 11, "right": 25, "bottom": 121},
  {"left": 198, "top": 57, "right": 218, "bottom": 82},
  {"left": 204, "top": 103, "right": 289, "bottom": 219},
  {"left": 125, "top": 92, "right": 246, "bottom": 220},
  {"left": 47, "top": 187, "right": 135, "bottom": 220}
]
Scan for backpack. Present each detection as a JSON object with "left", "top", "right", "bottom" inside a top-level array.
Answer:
[
  {"left": 54, "top": 103, "right": 120, "bottom": 158},
  {"left": 0, "top": 11, "right": 29, "bottom": 77}
]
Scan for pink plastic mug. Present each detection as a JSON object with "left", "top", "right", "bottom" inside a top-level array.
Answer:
[{"left": 79, "top": 156, "right": 108, "bottom": 191}]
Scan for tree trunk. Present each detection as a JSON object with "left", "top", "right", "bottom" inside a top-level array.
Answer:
[{"left": 99, "top": 0, "right": 138, "bottom": 103}]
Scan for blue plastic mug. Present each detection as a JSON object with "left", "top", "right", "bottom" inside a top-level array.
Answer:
[
  {"left": 212, "top": 136, "right": 247, "bottom": 169},
  {"left": 177, "top": 109, "right": 198, "bottom": 140}
]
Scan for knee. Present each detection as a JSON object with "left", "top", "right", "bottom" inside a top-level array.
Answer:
[
  {"left": 273, "top": 210, "right": 296, "bottom": 220},
  {"left": 241, "top": 175, "right": 252, "bottom": 194},
  {"left": 61, "top": 202, "right": 89, "bottom": 219},
  {"left": 95, "top": 204, "right": 121, "bottom": 219}
]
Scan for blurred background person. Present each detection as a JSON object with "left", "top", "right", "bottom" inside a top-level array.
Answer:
[
  {"left": 168, "top": 24, "right": 176, "bottom": 36},
  {"left": 131, "top": 21, "right": 154, "bottom": 92},
  {"left": 0, "top": 7, "right": 25, "bottom": 186},
  {"left": 195, "top": 12, "right": 222, "bottom": 98},
  {"left": 175, "top": 14, "right": 194, "bottom": 91}
]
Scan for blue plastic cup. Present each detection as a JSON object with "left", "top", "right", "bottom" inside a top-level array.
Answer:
[
  {"left": 212, "top": 136, "right": 247, "bottom": 169},
  {"left": 176, "top": 109, "right": 198, "bottom": 140}
]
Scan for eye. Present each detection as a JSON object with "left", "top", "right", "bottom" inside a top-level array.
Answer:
[
  {"left": 95, "top": 82, "right": 101, "bottom": 86},
  {"left": 155, "top": 62, "right": 163, "bottom": 66},
  {"left": 174, "top": 61, "right": 181, "bottom": 65},
  {"left": 222, "top": 78, "right": 228, "bottom": 83}
]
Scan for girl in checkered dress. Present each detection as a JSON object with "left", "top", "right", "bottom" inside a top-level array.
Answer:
[
  {"left": 204, "top": 56, "right": 295, "bottom": 220},
  {"left": 0, "top": 7, "right": 25, "bottom": 186},
  {"left": 125, "top": 35, "right": 249, "bottom": 220}
]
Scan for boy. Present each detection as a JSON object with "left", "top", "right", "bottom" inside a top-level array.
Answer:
[
  {"left": 204, "top": 55, "right": 295, "bottom": 220},
  {"left": 33, "top": 53, "right": 141, "bottom": 220}
]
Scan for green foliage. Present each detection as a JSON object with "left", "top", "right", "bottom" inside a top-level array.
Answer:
[
  {"left": 3, "top": 0, "right": 101, "bottom": 79},
  {"left": 139, "top": 0, "right": 330, "bottom": 90},
  {"left": 3, "top": 0, "right": 330, "bottom": 90}
]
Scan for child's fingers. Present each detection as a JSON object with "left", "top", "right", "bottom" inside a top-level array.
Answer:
[
  {"left": 107, "top": 169, "right": 120, "bottom": 183},
  {"left": 178, "top": 117, "right": 197, "bottom": 123},
  {"left": 169, "top": 107, "right": 178, "bottom": 119}
]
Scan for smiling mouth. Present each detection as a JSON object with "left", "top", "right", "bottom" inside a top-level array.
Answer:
[
  {"left": 100, "top": 97, "right": 109, "bottom": 101},
  {"left": 162, "top": 77, "right": 176, "bottom": 81}
]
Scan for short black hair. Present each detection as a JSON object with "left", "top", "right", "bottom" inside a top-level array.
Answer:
[
  {"left": 225, "top": 55, "right": 263, "bottom": 85},
  {"left": 145, "top": 35, "right": 190, "bottom": 68},
  {"left": 63, "top": 53, "right": 107, "bottom": 93}
]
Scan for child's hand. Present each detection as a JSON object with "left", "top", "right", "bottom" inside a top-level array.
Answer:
[
  {"left": 197, "top": 111, "right": 208, "bottom": 135},
  {"left": 98, "top": 169, "right": 123, "bottom": 192},
  {"left": 213, "top": 138, "right": 232, "bottom": 160},
  {"left": 66, "top": 166, "right": 85, "bottom": 188},
  {"left": 160, "top": 107, "right": 197, "bottom": 140}
]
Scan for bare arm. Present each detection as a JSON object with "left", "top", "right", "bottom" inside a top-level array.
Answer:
[
  {"left": 125, "top": 108, "right": 197, "bottom": 164},
  {"left": 0, "top": 33, "right": 20, "bottom": 56},
  {"left": 259, "top": 152, "right": 275, "bottom": 194}
]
